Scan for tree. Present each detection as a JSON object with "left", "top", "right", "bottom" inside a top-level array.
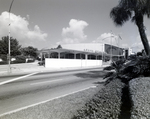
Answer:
[
  {"left": 110, "top": 0, "right": 150, "bottom": 56},
  {"left": 57, "top": 45, "right": 62, "bottom": 49},
  {"left": 21, "top": 46, "right": 38, "bottom": 58},
  {"left": 0, "top": 36, "right": 21, "bottom": 56}
]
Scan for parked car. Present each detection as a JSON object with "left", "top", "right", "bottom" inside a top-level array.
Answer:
[{"left": 38, "top": 60, "right": 45, "bottom": 66}]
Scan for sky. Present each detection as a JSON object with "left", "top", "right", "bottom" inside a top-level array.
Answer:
[{"left": 0, "top": 0, "right": 150, "bottom": 52}]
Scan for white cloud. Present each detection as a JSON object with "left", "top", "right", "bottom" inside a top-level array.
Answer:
[
  {"left": 95, "top": 33, "right": 120, "bottom": 46},
  {"left": 26, "top": 14, "right": 30, "bottom": 20},
  {"left": 131, "top": 36, "right": 144, "bottom": 52},
  {"left": 130, "top": 35, "right": 150, "bottom": 52},
  {"left": 121, "top": 44, "right": 129, "bottom": 48},
  {"left": 58, "top": 19, "right": 88, "bottom": 44},
  {"left": 0, "top": 11, "right": 48, "bottom": 48}
]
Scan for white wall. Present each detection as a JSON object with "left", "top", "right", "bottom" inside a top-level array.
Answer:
[{"left": 45, "top": 58, "right": 102, "bottom": 68}]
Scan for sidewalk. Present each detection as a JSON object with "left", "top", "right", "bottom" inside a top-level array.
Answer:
[{"left": 0, "top": 61, "right": 110, "bottom": 76}]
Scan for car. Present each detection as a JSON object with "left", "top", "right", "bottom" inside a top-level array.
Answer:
[{"left": 38, "top": 60, "right": 45, "bottom": 66}]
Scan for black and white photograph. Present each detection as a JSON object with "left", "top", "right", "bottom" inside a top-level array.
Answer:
[{"left": 0, "top": 0, "right": 150, "bottom": 119}]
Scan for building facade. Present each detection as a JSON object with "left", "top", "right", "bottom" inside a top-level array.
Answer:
[{"left": 40, "top": 43, "right": 124, "bottom": 68}]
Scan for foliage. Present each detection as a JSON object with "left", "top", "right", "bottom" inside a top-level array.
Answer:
[
  {"left": 0, "top": 54, "right": 7, "bottom": 61},
  {"left": 11, "top": 55, "right": 26, "bottom": 64},
  {"left": 73, "top": 79, "right": 124, "bottom": 119},
  {"left": 103, "top": 59, "right": 126, "bottom": 84},
  {"left": 0, "top": 61, "right": 7, "bottom": 65},
  {"left": 21, "top": 46, "right": 38, "bottom": 58},
  {"left": 11, "top": 60, "right": 25, "bottom": 64},
  {"left": 110, "top": 0, "right": 150, "bottom": 56},
  {"left": 0, "top": 36, "right": 21, "bottom": 56},
  {"left": 103, "top": 56, "right": 150, "bottom": 84},
  {"left": 15, "top": 55, "right": 26, "bottom": 61},
  {"left": 57, "top": 45, "right": 62, "bottom": 49}
]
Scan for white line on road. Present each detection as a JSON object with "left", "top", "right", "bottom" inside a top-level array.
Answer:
[
  {"left": 30, "top": 79, "right": 63, "bottom": 85},
  {"left": 0, "top": 72, "right": 39, "bottom": 86},
  {"left": 0, "top": 85, "right": 97, "bottom": 117}
]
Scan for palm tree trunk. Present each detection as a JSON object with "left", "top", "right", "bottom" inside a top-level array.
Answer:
[{"left": 136, "top": 14, "right": 150, "bottom": 56}]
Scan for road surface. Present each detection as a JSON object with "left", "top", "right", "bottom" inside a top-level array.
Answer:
[{"left": 0, "top": 68, "right": 106, "bottom": 116}]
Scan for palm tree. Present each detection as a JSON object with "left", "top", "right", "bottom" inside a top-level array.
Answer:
[{"left": 110, "top": 0, "right": 150, "bottom": 56}]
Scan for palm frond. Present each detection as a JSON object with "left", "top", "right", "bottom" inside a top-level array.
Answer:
[
  {"left": 110, "top": 6, "right": 132, "bottom": 26},
  {"left": 103, "top": 72, "right": 114, "bottom": 79},
  {"left": 103, "top": 66, "right": 114, "bottom": 71},
  {"left": 103, "top": 56, "right": 150, "bottom": 84},
  {"left": 147, "top": 0, "right": 150, "bottom": 17}
]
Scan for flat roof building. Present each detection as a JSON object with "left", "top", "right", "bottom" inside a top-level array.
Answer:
[{"left": 40, "top": 43, "right": 124, "bottom": 68}]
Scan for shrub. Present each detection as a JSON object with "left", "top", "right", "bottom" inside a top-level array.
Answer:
[
  {"left": 103, "top": 59, "right": 126, "bottom": 84},
  {"left": 11, "top": 60, "right": 25, "bottom": 64},
  {"left": 103, "top": 56, "right": 150, "bottom": 84},
  {"left": 15, "top": 55, "right": 26, "bottom": 61},
  {"left": 9, "top": 55, "right": 26, "bottom": 64},
  {"left": 0, "top": 54, "right": 7, "bottom": 61},
  {"left": 0, "top": 61, "right": 7, "bottom": 65},
  {"left": 72, "top": 79, "right": 124, "bottom": 119}
]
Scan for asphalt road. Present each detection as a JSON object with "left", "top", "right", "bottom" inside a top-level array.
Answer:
[{"left": 0, "top": 68, "right": 106, "bottom": 116}]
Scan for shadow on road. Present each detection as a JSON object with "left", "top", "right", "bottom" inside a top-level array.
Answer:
[
  {"left": 74, "top": 70, "right": 106, "bottom": 79},
  {"left": 93, "top": 81, "right": 105, "bottom": 85}
]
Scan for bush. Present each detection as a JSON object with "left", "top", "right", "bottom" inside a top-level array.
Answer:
[
  {"left": 0, "top": 54, "right": 7, "bottom": 61},
  {"left": 103, "top": 56, "right": 150, "bottom": 84},
  {"left": 11, "top": 60, "right": 25, "bottom": 64},
  {"left": 15, "top": 55, "right": 26, "bottom": 61},
  {"left": 12, "top": 55, "right": 26, "bottom": 64},
  {"left": 0, "top": 61, "right": 7, "bottom": 65},
  {"left": 130, "top": 77, "right": 150, "bottom": 119},
  {"left": 72, "top": 79, "right": 125, "bottom": 119}
]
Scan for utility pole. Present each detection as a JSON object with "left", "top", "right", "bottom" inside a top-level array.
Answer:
[
  {"left": 118, "top": 35, "right": 122, "bottom": 60},
  {"left": 110, "top": 31, "right": 113, "bottom": 62},
  {"left": 8, "top": 0, "right": 15, "bottom": 73}
]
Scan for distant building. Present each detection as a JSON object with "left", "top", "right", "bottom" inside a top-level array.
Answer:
[
  {"left": 123, "top": 48, "right": 133, "bottom": 59},
  {"left": 39, "top": 43, "right": 124, "bottom": 68}
]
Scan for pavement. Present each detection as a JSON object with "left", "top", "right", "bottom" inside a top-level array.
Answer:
[{"left": 0, "top": 61, "right": 110, "bottom": 77}]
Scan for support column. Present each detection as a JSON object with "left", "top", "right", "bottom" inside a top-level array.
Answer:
[
  {"left": 96, "top": 55, "right": 98, "bottom": 60},
  {"left": 74, "top": 53, "right": 76, "bottom": 59},
  {"left": 48, "top": 52, "right": 50, "bottom": 58},
  {"left": 85, "top": 54, "right": 88, "bottom": 59},
  {"left": 58, "top": 52, "right": 60, "bottom": 59}
]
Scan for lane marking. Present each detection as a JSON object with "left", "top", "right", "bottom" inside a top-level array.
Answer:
[
  {"left": 0, "top": 85, "right": 97, "bottom": 117},
  {"left": 0, "top": 72, "right": 39, "bottom": 86},
  {"left": 30, "top": 79, "right": 63, "bottom": 85}
]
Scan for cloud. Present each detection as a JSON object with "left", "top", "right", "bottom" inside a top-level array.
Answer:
[
  {"left": 130, "top": 35, "right": 150, "bottom": 52},
  {"left": 121, "top": 44, "right": 129, "bottom": 48},
  {"left": 58, "top": 19, "right": 88, "bottom": 44},
  {"left": 0, "top": 11, "right": 48, "bottom": 48},
  {"left": 94, "top": 33, "right": 120, "bottom": 46},
  {"left": 26, "top": 14, "right": 30, "bottom": 20}
]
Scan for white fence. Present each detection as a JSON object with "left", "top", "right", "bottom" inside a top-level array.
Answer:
[{"left": 45, "top": 58, "right": 102, "bottom": 68}]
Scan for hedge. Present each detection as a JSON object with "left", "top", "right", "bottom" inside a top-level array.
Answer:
[
  {"left": 72, "top": 79, "right": 125, "bottom": 119},
  {"left": 130, "top": 77, "right": 150, "bottom": 119}
]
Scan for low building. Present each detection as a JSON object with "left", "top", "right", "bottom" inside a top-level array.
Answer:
[{"left": 40, "top": 43, "right": 124, "bottom": 68}]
